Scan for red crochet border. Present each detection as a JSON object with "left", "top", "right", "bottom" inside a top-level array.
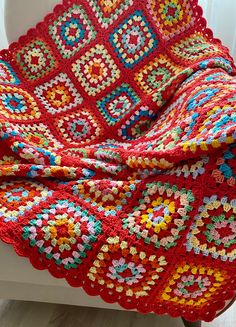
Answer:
[{"left": 1, "top": 227, "right": 236, "bottom": 323}]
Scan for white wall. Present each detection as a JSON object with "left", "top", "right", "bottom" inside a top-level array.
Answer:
[
  {"left": 0, "top": 0, "right": 235, "bottom": 60},
  {"left": 199, "top": 0, "right": 236, "bottom": 60},
  {"left": 0, "top": 0, "right": 8, "bottom": 49}
]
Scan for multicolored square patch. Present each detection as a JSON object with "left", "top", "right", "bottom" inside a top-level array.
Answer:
[
  {"left": 88, "top": 0, "right": 133, "bottom": 29},
  {"left": 200, "top": 103, "right": 236, "bottom": 136},
  {"left": 213, "top": 144, "right": 236, "bottom": 186},
  {"left": 0, "top": 180, "right": 53, "bottom": 222},
  {"left": 49, "top": 4, "right": 97, "bottom": 59},
  {"left": 55, "top": 109, "right": 103, "bottom": 145},
  {"left": 181, "top": 101, "right": 236, "bottom": 153},
  {"left": 97, "top": 83, "right": 140, "bottom": 125},
  {"left": 166, "top": 156, "right": 209, "bottom": 180},
  {"left": 134, "top": 54, "right": 182, "bottom": 101},
  {"left": 133, "top": 125, "right": 184, "bottom": 152},
  {"left": 0, "top": 85, "right": 41, "bottom": 120},
  {"left": 171, "top": 33, "right": 221, "bottom": 62},
  {"left": 13, "top": 38, "right": 58, "bottom": 82},
  {"left": 123, "top": 181, "right": 194, "bottom": 249},
  {"left": 147, "top": 0, "right": 195, "bottom": 40},
  {"left": 186, "top": 195, "right": 236, "bottom": 262},
  {"left": 72, "top": 44, "right": 120, "bottom": 96},
  {"left": 72, "top": 180, "right": 138, "bottom": 217},
  {"left": 22, "top": 195, "right": 102, "bottom": 270},
  {"left": 87, "top": 236, "right": 167, "bottom": 299},
  {"left": 118, "top": 106, "right": 157, "bottom": 140},
  {"left": 185, "top": 86, "right": 220, "bottom": 112},
  {"left": 159, "top": 262, "right": 228, "bottom": 308},
  {"left": 0, "top": 60, "right": 20, "bottom": 85},
  {"left": 109, "top": 10, "right": 158, "bottom": 68},
  {"left": 34, "top": 73, "right": 83, "bottom": 115},
  {"left": 14, "top": 123, "right": 63, "bottom": 151}
]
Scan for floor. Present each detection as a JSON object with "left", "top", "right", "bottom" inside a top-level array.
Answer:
[{"left": 0, "top": 299, "right": 235, "bottom": 327}]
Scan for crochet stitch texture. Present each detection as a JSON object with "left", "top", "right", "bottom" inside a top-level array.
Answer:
[{"left": 0, "top": 0, "right": 236, "bottom": 322}]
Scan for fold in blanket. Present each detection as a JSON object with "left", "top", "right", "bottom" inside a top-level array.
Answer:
[{"left": 0, "top": 0, "right": 236, "bottom": 322}]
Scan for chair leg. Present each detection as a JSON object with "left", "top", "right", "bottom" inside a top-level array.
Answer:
[{"left": 181, "top": 318, "right": 202, "bottom": 327}]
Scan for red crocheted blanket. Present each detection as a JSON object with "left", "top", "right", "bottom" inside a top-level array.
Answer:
[{"left": 0, "top": 0, "right": 236, "bottom": 322}]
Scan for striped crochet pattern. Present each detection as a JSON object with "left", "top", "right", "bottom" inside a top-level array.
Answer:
[{"left": 0, "top": 0, "right": 236, "bottom": 322}]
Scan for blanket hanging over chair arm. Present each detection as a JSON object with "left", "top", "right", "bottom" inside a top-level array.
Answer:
[{"left": 0, "top": 0, "right": 236, "bottom": 322}]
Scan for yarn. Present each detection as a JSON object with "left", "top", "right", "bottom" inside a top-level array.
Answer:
[{"left": 0, "top": 0, "right": 236, "bottom": 322}]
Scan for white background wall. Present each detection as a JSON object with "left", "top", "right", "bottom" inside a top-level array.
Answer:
[
  {"left": 0, "top": 0, "right": 7, "bottom": 49},
  {"left": 0, "top": 0, "right": 236, "bottom": 60},
  {"left": 199, "top": 0, "right": 236, "bottom": 60}
]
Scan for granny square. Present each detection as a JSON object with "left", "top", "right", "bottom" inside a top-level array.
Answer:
[
  {"left": 0, "top": 60, "right": 20, "bottom": 85},
  {"left": 87, "top": 0, "right": 133, "bottom": 29},
  {"left": 49, "top": 4, "right": 97, "bottom": 59},
  {"left": 147, "top": 0, "right": 195, "bottom": 40},
  {"left": 34, "top": 73, "right": 83, "bottom": 115},
  {"left": 55, "top": 109, "right": 103, "bottom": 144},
  {"left": 0, "top": 85, "right": 41, "bottom": 120},
  {"left": 109, "top": 10, "right": 158, "bottom": 68},
  {"left": 97, "top": 83, "right": 140, "bottom": 125},
  {"left": 13, "top": 38, "right": 58, "bottom": 82},
  {"left": 71, "top": 44, "right": 120, "bottom": 96}
]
